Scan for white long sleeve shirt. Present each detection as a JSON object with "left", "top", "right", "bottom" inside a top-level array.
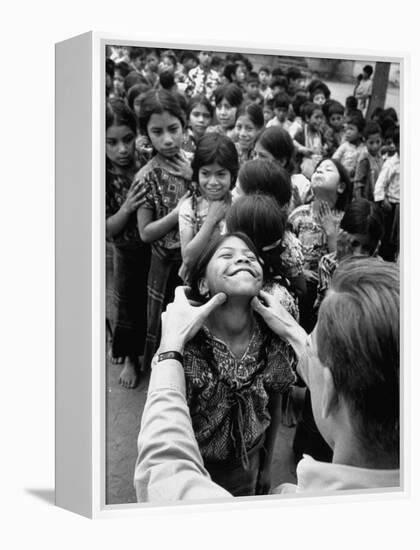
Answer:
[
  {"left": 374, "top": 153, "right": 400, "bottom": 203},
  {"left": 134, "top": 359, "right": 400, "bottom": 503}
]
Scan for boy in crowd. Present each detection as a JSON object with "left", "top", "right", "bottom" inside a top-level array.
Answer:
[
  {"left": 333, "top": 112, "right": 366, "bottom": 180},
  {"left": 258, "top": 65, "right": 273, "bottom": 100}
]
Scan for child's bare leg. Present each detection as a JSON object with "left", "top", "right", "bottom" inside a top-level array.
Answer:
[{"left": 119, "top": 355, "right": 139, "bottom": 389}]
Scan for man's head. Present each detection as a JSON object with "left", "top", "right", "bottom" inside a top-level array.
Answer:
[{"left": 310, "top": 258, "right": 399, "bottom": 467}]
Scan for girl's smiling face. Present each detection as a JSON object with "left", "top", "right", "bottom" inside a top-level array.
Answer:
[
  {"left": 106, "top": 124, "right": 135, "bottom": 168},
  {"left": 189, "top": 103, "right": 212, "bottom": 137},
  {"left": 198, "top": 162, "right": 232, "bottom": 201},
  {"left": 311, "top": 159, "right": 343, "bottom": 196},
  {"left": 199, "top": 236, "right": 263, "bottom": 298},
  {"left": 235, "top": 115, "right": 259, "bottom": 151},
  {"left": 216, "top": 98, "right": 237, "bottom": 129},
  {"left": 147, "top": 111, "right": 183, "bottom": 158}
]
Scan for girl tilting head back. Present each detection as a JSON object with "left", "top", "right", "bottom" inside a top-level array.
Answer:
[{"left": 184, "top": 232, "right": 298, "bottom": 496}]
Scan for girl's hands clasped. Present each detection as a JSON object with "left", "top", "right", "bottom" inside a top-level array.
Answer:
[{"left": 208, "top": 199, "right": 230, "bottom": 224}]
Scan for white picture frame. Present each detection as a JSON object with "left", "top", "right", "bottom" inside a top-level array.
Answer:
[{"left": 55, "top": 31, "right": 407, "bottom": 519}]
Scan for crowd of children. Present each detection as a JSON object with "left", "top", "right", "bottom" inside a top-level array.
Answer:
[{"left": 105, "top": 45, "right": 400, "bottom": 493}]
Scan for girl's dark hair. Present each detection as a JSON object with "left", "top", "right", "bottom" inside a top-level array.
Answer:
[
  {"left": 223, "top": 63, "right": 241, "bottom": 82},
  {"left": 115, "top": 61, "right": 131, "bottom": 78},
  {"left": 186, "top": 94, "right": 214, "bottom": 121},
  {"left": 340, "top": 199, "right": 384, "bottom": 255},
  {"left": 314, "top": 158, "right": 353, "bottom": 211},
  {"left": 127, "top": 82, "right": 152, "bottom": 111},
  {"left": 226, "top": 194, "right": 286, "bottom": 280},
  {"left": 106, "top": 98, "right": 137, "bottom": 135},
  {"left": 238, "top": 159, "right": 292, "bottom": 207},
  {"left": 237, "top": 102, "right": 264, "bottom": 130},
  {"left": 138, "top": 89, "right": 185, "bottom": 136},
  {"left": 214, "top": 83, "right": 243, "bottom": 109},
  {"left": 256, "top": 127, "right": 295, "bottom": 174},
  {"left": 189, "top": 232, "right": 262, "bottom": 303},
  {"left": 191, "top": 133, "right": 239, "bottom": 186}
]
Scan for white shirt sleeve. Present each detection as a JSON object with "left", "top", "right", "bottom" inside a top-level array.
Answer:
[
  {"left": 134, "top": 358, "right": 232, "bottom": 502},
  {"left": 374, "top": 158, "right": 391, "bottom": 202}
]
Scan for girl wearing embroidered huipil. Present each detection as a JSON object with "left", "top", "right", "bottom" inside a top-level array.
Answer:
[
  {"left": 183, "top": 232, "right": 297, "bottom": 496},
  {"left": 135, "top": 90, "right": 192, "bottom": 373}
]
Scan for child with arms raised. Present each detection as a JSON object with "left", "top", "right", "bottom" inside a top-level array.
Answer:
[{"left": 288, "top": 158, "right": 353, "bottom": 332}]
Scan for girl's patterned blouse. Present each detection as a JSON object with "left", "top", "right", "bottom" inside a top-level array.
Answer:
[
  {"left": 134, "top": 155, "right": 189, "bottom": 260},
  {"left": 106, "top": 159, "right": 143, "bottom": 249},
  {"left": 288, "top": 203, "right": 344, "bottom": 272},
  {"left": 183, "top": 317, "right": 297, "bottom": 464}
]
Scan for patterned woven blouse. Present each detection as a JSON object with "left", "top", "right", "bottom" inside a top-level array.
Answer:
[
  {"left": 288, "top": 203, "right": 344, "bottom": 272},
  {"left": 106, "top": 160, "right": 143, "bottom": 249},
  {"left": 187, "top": 66, "right": 221, "bottom": 102},
  {"left": 183, "top": 317, "right": 297, "bottom": 465},
  {"left": 134, "top": 154, "right": 189, "bottom": 260}
]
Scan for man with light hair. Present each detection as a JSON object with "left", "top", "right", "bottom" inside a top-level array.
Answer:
[{"left": 134, "top": 257, "right": 400, "bottom": 501}]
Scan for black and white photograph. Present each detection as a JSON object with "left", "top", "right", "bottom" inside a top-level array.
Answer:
[{"left": 104, "top": 43, "right": 401, "bottom": 506}]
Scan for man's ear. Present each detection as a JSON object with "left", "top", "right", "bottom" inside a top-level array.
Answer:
[
  {"left": 321, "top": 367, "right": 338, "bottom": 419},
  {"left": 198, "top": 278, "right": 209, "bottom": 298}
]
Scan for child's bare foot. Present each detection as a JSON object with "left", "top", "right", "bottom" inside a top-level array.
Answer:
[
  {"left": 119, "top": 356, "right": 139, "bottom": 389},
  {"left": 107, "top": 347, "right": 125, "bottom": 364}
]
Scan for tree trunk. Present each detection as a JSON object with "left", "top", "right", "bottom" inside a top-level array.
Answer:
[{"left": 366, "top": 62, "right": 391, "bottom": 119}]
